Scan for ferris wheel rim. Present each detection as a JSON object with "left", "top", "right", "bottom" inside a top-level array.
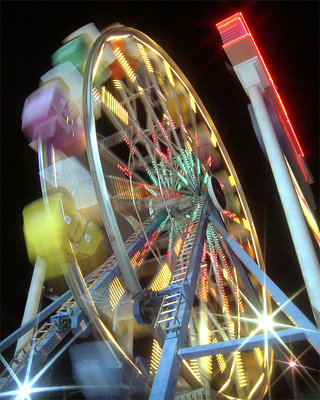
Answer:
[{"left": 79, "top": 25, "right": 273, "bottom": 398}]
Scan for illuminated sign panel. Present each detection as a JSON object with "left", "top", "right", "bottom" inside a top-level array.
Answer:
[{"left": 216, "top": 13, "right": 313, "bottom": 185}]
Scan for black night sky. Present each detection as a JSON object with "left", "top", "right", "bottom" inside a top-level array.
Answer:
[{"left": 1, "top": 1, "right": 319, "bottom": 399}]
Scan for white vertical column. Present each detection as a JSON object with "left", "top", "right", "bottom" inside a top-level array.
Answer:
[
  {"left": 15, "top": 257, "right": 46, "bottom": 355},
  {"left": 247, "top": 84, "right": 320, "bottom": 327}
]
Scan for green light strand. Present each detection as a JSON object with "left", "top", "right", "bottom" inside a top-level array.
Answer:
[
  {"left": 197, "top": 159, "right": 201, "bottom": 175},
  {"left": 146, "top": 167, "right": 158, "bottom": 186}
]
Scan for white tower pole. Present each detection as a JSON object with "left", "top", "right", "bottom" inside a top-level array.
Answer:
[
  {"left": 15, "top": 257, "right": 47, "bottom": 355},
  {"left": 247, "top": 84, "right": 320, "bottom": 327}
]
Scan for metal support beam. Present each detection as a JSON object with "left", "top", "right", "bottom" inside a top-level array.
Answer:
[
  {"left": 1, "top": 213, "right": 167, "bottom": 394},
  {"left": 149, "top": 197, "right": 208, "bottom": 399},
  {"left": 0, "top": 290, "right": 71, "bottom": 353},
  {"left": 208, "top": 210, "right": 320, "bottom": 354},
  {"left": 178, "top": 328, "right": 306, "bottom": 359},
  {"left": 15, "top": 258, "right": 46, "bottom": 356}
]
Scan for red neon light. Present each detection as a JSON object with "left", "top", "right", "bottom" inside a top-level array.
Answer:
[
  {"left": 117, "top": 163, "right": 132, "bottom": 178},
  {"left": 216, "top": 13, "right": 249, "bottom": 35},
  {"left": 216, "top": 12, "right": 306, "bottom": 164},
  {"left": 221, "top": 33, "right": 250, "bottom": 48},
  {"left": 194, "top": 131, "right": 199, "bottom": 147}
]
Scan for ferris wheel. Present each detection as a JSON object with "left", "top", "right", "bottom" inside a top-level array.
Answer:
[{"left": 1, "top": 22, "right": 319, "bottom": 400}]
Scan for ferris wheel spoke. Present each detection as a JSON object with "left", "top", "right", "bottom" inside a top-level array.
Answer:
[
  {"left": 123, "top": 64, "right": 200, "bottom": 191},
  {"left": 105, "top": 52, "right": 201, "bottom": 193}
]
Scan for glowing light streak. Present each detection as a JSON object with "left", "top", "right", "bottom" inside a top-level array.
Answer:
[
  {"left": 166, "top": 109, "right": 176, "bottom": 130},
  {"left": 157, "top": 119, "right": 169, "bottom": 140},
  {"left": 197, "top": 159, "right": 201, "bottom": 175},
  {"left": 177, "top": 154, "right": 191, "bottom": 178},
  {"left": 210, "top": 131, "right": 217, "bottom": 147},
  {"left": 189, "top": 91, "right": 196, "bottom": 113},
  {"left": 109, "top": 277, "right": 125, "bottom": 310},
  {"left": 186, "top": 148, "right": 195, "bottom": 169},
  {"left": 222, "top": 268, "right": 229, "bottom": 282},
  {"left": 218, "top": 376, "right": 231, "bottom": 393},
  {"left": 213, "top": 337, "right": 227, "bottom": 373},
  {"left": 210, "top": 287, "right": 217, "bottom": 297},
  {"left": 92, "top": 44, "right": 105, "bottom": 81},
  {"left": 151, "top": 263, "right": 172, "bottom": 291},
  {"left": 228, "top": 174, "right": 236, "bottom": 187},
  {"left": 221, "top": 210, "right": 241, "bottom": 224},
  {"left": 212, "top": 249, "right": 231, "bottom": 319},
  {"left": 155, "top": 147, "right": 168, "bottom": 164},
  {"left": 113, "top": 79, "right": 122, "bottom": 89},
  {"left": 286, "top": 158, "right": 320, "bottom": 246},
  {"left": 189, "top": 359, "right": 201, "bottom": 380},
  {"left": 92, "top": 87, "right": 100, "bottom": 102},
  {"left": 248, "top": 373, "right": 264, "bottom": 399},
  {"left": 174, "top": 237, "right": 183, "bottom": 256},
  {"left": 132, "top": 179, "right": 155, "bottom": 200},
  {"left": 199, "top": 309, "right": 213, "bottom": 375},
  {"left": 144, "top": 185, "right": 158, "bottom": 197},
  {"left": 137, "top": 43, "right": 154, "bottom": 73},
  {"left": 177, "top": 171, "right": 188, "bottom": 186},
  {"left": 123, "top": 135, "right": 136, "bottom": 154},
  {"left": 254, "top": 347, "right": 263, "bottom": 367},
  {"left": 117, "top": 163, "right": 132, "bottom": 178},
  {"left": 51, "top": 146, "right": 58, "bottom": 189},
  {"left": 234, "top": 350, "right": 247, "bottom": 387},
  {"left": 146, "top": 167, "right": 158, "bottom": 186},
  {"left": 181, "top": 360, "right": 203, "bottom": 386},
  {"left": 242, "top": 218, "right": 250, "bottom": 231},
  {"left": 100, "top": 86, "right": 129, "bottom": 125},
  {"left": 201, "top": 266, "right": 210, "bottom": 304},
  {"left": 164, "top": 60, "right": 175, "bottom": 86},
  {"left": 180, "top": 115, "right": 188, "bottom": 136},
  {"left": 211, "top": 227, "right": 245, "bottom": 313},
  {"left": 194, "top": 131, "right": 199, "bottom": 147},
  {"left": 114, "top": 47, "right": 137, "bottom": 82},
  {"left": 149, "top": 339, "right": 162, "bottom": 375},
  {"left": 130, "top": 250, "right": 141, "bottom": 268},
  {"left": 201, "top": 243, "right": 207, "bottom": 262}
]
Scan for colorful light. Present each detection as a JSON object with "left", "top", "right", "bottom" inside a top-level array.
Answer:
[
  {"left": 137, "top": 43, "right": 154, "bottom": 73},
  {"left": 114, "top": 47, "right": 137, "bottom": 82},
  {"left": 164, "top": 60, "right": 175, "bottom": 86},
  {"left": 189, "top": 91, "right": 196, "bottom": 113},
  {"left": 289, "top": 360, "right": 297, "bottom": 368},
  {"left": 101, "top": 86, "right": 128, "bottom": 125},
  {"left": 213, "top": 337, "right": 227, "bottom": 373},
  {"left": 149, "top": 339, "right": 162, "bottom": 375},
  {"left": 151, "top": 263, "right": 172, "bottom": 291},
  {"left": 109, "top": 277, "right": 125, "bottom": 310}
]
